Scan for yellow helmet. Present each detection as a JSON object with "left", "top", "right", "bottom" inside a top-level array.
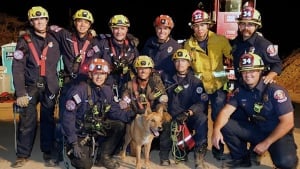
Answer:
[
  {"left": 28, "top": 6, "right": 49, "bottom": 20},
  {"left": 153, "top": 15, "right": 174, "bottom": 29},
  {"left": 236, "top": 6, "right": 262, "bottom": 28},
  {"left": 238, "top": 52, "right": 265, "bottom": 72},
  {"left": 172, "top": 49, "right": 192, "bottom": 61},
  {"left": 89, "top": 58, "right": 111, "bottom": 74},
  {"left": 108, "top": 14, "right": 130, "bottom": 28},
  {"left": 73, "top": 9, "right": 94, "bottom": 24},
  {"left": 134, "top": 55, "right": 154, "bottom": 69}
]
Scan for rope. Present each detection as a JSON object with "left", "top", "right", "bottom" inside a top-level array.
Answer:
[{"left": 170, "top": 121, "right": 187, "bottom": 163}]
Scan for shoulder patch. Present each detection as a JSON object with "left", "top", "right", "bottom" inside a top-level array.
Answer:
[
  {"left": 73, "top": 94, "right": 82, "bottom": 104},
  {"left": 14, "top": 50, "right": 24, "bottom": 60},
  {"left": 267, "top": 45, "right": 278, "bottom": 57},
  {"left": 274, "top": 90, "right": 287, "bottom": 103},
  {"left": 66, "top": 100, "right": 76, "bottom": 111}
]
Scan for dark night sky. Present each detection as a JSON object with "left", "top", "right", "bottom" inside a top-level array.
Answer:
[{"left": 1, "top": 0, "right": 299, "bottom": 58}]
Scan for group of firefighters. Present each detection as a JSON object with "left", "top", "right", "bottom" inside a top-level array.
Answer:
[{"left": 10, "top": 3, "right": 298, "bottom": 169}]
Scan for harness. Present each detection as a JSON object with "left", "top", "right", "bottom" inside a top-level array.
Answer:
[
  {"left": 23, "top": 33, "right": 50, "bottom": 77},
  {"left": 131, "top": 77, "right": 151, "bottom": 111},
  {"left": 71, "top": 33, "right": 92, "bottom": 77}
]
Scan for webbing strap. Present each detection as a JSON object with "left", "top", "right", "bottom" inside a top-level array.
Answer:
[
  {"left": 72, "top": 34, "right": 90, "bottom": 65},
  {"left": 23, "top": 34, "right": 49, "bottom": 76}
]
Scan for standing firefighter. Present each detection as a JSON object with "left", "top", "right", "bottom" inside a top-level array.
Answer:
[
  {"left": 184, "top": 9, "right": 233, "bottom": 160},
  {"left": 12, "top": 6, "right": 61, "bottom": 167},
  {"left": 97, "top": 14, "right": 139, "bottom": 102}
]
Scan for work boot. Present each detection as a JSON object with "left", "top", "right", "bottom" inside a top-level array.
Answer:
[
  {"left": 95, "top": 155, "right": 120, "bottom": 169},
  {"left": 222, "top": 158, "right": 251, "bottom": 168},
  {"left": 194, "top": 144, "right": 209, "bottom": 169},
  {"left": 212, "top": 144, "right": 230, "bottom": 160},
  {"left": 11, "top": 157, "right": 28, "bottom": 168},
  {"left": 43, "top": 152, "right": 58, "bottom": 167},
  {"left": 250, "top": 151, "right": 261, "bottom": 166},
  {"left": 159, "top": 150, "right": 171, "bottom": 166}
]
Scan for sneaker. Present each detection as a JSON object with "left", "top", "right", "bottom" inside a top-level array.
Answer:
[
  {"left": 11, "top": 157, "right": 28, "bottom": 168},
  {"left": 160, "top": 159, "right": 171, "bottom": 166}
]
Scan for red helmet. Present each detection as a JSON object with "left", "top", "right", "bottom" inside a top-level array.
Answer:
[
  {"left": 236, "top": 6, "right": 262, "bottom": 28},
  {"left": 190, "top": 9, "right": 214, "bottom": 25},
  {"left": 88, "top": 58, "right": 111, "bottom": 74},
  {"left": 153, "top": 15, "right": 174, "bottom": 29}
]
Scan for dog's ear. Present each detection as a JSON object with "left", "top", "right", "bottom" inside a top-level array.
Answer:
[{"left": 162, "top": 112, "right": 172, "bottom": 122}]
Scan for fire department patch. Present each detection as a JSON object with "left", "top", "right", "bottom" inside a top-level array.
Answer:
[
  {"left": 66, "top": 100, "right": 76, "bottom": 111},
  {"left": 267, "top": 45, "right": 278, "bottom": 57},
  {"left": 167, "top": 46, "right": 173, "bottom": 53},
  {"left": 196, "top": 87, "right": 203, "bottom": 94},
  {"left": 274, "top": 90, "right": 287, "bottom": 103},
  {"left": 13, "top": 50, "right": 24, "bottom": 60}
]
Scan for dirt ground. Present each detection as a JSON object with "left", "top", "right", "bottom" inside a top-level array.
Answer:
[{"left": 0, "top": 104, "right": 299, "bottom": 169}]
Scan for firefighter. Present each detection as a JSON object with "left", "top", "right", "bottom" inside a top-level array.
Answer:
[
  {"left": 159, "top": 49, "right": 209, "bottom": 168},
  {"left": 230, "top": 6, "right": 283, "bottom": 165},
  {"left": 183, "top": 9, "right": 233, "bottom": 160},
  {"left": 212, "top": 52, "right": 298, "bottom": 169},
  {"left": 49, "top": 9, "right": 100, "bottom": 163},
  {"left": 119, "top": 55, "right": 170, "bottom": 156},
  {"left": 62, "top": 58, "right": 137, "bottom": 169},
  {"left": 232, "top": 6, "right": 282, "bottom": 84},
  {"left": 11, "top": 6, "right": 61, "bottom": 167},
  {"left": 141, "top": 14, "right": 181, "bottom": 78},
  {"left": 97, "top": 14, "right": 139, "bottom": 102}
]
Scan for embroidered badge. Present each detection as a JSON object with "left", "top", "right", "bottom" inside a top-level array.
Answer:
[
  {"left": 167, "top": 46, "right": 173, "bottom": 53},
  {"left": 13, "top": 50, "right": 24, "bottom": 60},
  {"left": 196, "top": 87, "right": 203, "bottom": 94},
  {"left": 201, "top": 93, "right": 208, "bottom": 101},
  {"left": 48, "top": 42, "right": 53, "bottom": 48},
  {"left": 73, "top": 94, "right": 82, "bottom": 104},
  {"left": 66, "top": 100, "right": 76, "bottom": 111},
  {"left": 87, "top": 49, "right": 94, "bottom": 57},
  {"left": 93, "top": 45, "right": 100, "bottom": 53},
  {"left": 274, "top": 90, "right": 287, "bottom": 103},
  {"left": 267, "top": 45, "right": 278, "bottom": 57}
]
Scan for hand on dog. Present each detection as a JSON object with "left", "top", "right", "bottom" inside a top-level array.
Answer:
[
  {"left": 72, "top": 142, "right": 83, "bottom": 158},
  {"left": 176, "top": 111, "right": 189, "bottom": 124}
]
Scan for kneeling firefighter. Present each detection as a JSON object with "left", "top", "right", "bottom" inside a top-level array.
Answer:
[{"left": 61, "top": 58, "right": 137, "bottom": 169}]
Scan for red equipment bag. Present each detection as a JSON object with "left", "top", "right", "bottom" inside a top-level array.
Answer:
[{"left": 176, "top": 122, "right": 195, "bottom": 151}]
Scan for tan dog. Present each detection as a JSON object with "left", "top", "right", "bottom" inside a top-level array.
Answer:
[{"left": 120, "top": 105, "right": 171, "bottom": 169}]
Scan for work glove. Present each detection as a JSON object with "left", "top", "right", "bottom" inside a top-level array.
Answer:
[
  {"left": 16, "top": 96, "right": 29, "bottom": 107},
  {"left": 72, "top": 142, "right": 83, "bottom": 159},
  {"left": 176, "top": 111, "right": 190, "bottom": 124}
]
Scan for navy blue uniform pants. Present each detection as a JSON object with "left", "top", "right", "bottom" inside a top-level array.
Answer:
[{"left": 222, "top": 119, "right": 298, "bottom": 169}]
